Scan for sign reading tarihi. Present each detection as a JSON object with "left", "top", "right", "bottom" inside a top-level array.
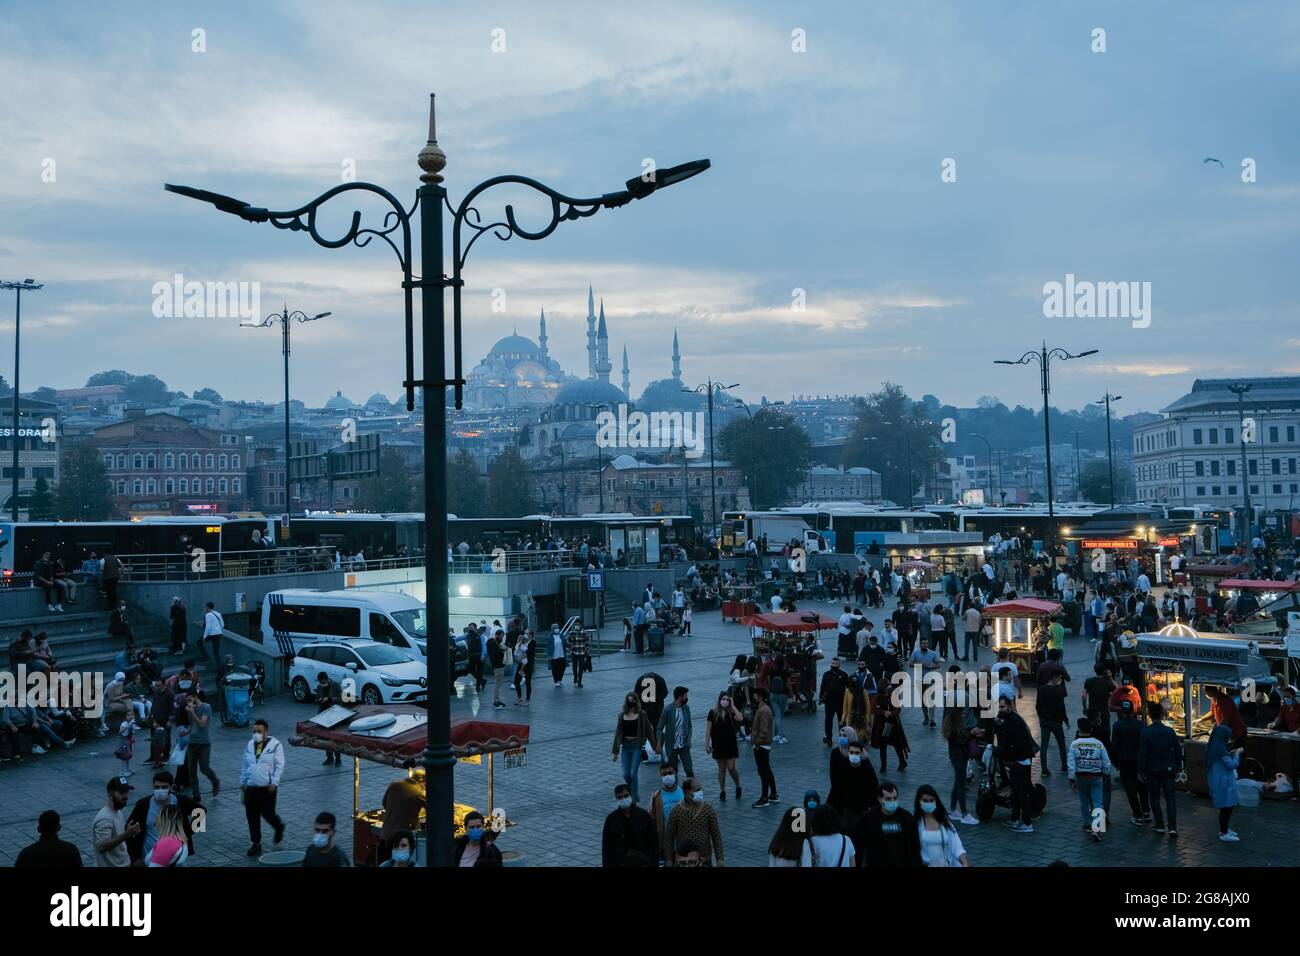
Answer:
[{"left": 1136, "top": 637, "right": 1249, "bottom": 668}]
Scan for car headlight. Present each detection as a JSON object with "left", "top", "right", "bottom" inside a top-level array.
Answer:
[{"left": 381, "top": 676, "right": 405, "bottom": 686}]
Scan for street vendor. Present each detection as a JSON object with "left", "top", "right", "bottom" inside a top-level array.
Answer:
[
  {"left": 379, "top": 765, "right": 426, "bottom": 860},
  {"left": 1205, "top": 686, "right": 1248, "bottom": 750},
  {"left": 1269, "top": 685, "right": 1300, "bottom": 733}
]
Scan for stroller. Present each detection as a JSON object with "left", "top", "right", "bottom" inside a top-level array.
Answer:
[{"left": 974, "top": 743, "right": 1048, "bottom": 823}]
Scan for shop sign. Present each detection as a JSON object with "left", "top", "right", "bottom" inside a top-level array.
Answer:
[
  {"left": 1082, "top": 539, "right": 1138, "bottom": 550},
  {"left": 1136, "top": 636, "right": 1248, "bottom": 667},
  {"left": 504, "top": 746, "right": 527, "bottom": 769}
]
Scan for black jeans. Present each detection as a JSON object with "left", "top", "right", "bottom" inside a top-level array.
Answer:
[
  {"left": 200, "top": 634, "right": 222, "bottom": 665},
  {"left": 550, "top": 658, "right": 567, "bottom": 684},
  {"left": 467, "top": 657, "right": 484, "bottom": 690},
  {"left": 244, "top": 785, "right": 283, "bottom": 845},
  {"left": 1038, "top": 718, "right": 1067, "bottom": 771},
  {"left": 513, "top": 662, "right": 533, "bottom": 701},
  {"left": 185, "top": 743, "right": 219, "bottom": 799},
  {"left": 1117, "top": 758, "right": 1150, "bottom": 817},
  {"left": 104, "top": 578, "right": 119, "bottom": 605},
  {"left": 1219, "top": 806, "right": 1234, "bottom": 834},
  {"left": 1007, "top": 761, "right": 1033, "bottom": 825},
  {"left": 571, "top": 654, "right": 587, "bottom": 686},
  {"left": 823, "top": 702, "right": 841, "bottom": 741},
  {"left": 754, "top": 746, "right": 777, "bottom": 799},
  {"left": 1145, "top": 772, "right": 1177, "bottom": 829}
]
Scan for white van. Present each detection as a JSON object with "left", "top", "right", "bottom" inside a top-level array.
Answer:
[{"left": 261, "top": 589, "right": 429, "bottom": 658}]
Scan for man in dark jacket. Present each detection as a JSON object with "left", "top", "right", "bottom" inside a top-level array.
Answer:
[
  {"left": 818, "top": 658, "right": 851, "bottom": 746},
  {"left": 861, "top": 634, "right": 887, "bottom": 682},
  {"left": 1111, "top": 700, "right": 1150, "bottom": 825},
  {"left": 15, "top": 811, "right": 83, "bottom": 867},
  {"left": 854, "top": 781, "right": 921, "bottom": 867},
  {"left": 464, "top": 624, "right": 484, "bottom": 690},
  {"left": 1035, "top": 669, "right": 1069, "bottom": 778},
  {"left": 1137, "top": 702, "right": 1184, "bottom": 836},
  {"left": 126, "top": 770, "right": 199, "bottom": 864},
  {"left": 994, "top": 697, "right": 1038, "bottom": 832},
  {"left": 601, "top": 783, "right": 658, "bottom": 866}
]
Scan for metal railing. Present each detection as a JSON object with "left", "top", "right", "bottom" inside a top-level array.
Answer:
[{"left": 449, "top": 550, "right": 579, "bottom": 574}]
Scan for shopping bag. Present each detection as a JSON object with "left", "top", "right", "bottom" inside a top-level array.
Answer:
[
  {"left": 168, "top": 739, "right": 187, "bottom": 767},
  {"left": 642, "top": 740, "right": 657, "bottom": 762}
]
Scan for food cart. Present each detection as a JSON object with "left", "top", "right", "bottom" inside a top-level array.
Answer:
[
  {"left": 896, "top": 559, "right": 937, "bottom": 602},
  {"left": 721, "top": 583, "right": 758, "bottom": 622},
  {"left": 741, "top": 611, "right": 836, "bottom": 713},
  {"left": 291, "top": 704, "right": 529, "bottom": 865},
  {"left": 981, "top": 598, "right": 1062, "bottom": 680},
  {"left": 1116, "top": 622, "right": 1285, "bottom": 794}
]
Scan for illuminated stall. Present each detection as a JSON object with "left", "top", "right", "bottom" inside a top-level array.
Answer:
[{"left": 981, "top": 598, "right": 1062, "bottom": 680}]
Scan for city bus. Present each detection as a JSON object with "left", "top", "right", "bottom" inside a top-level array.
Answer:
[{"left": 723, "top": 505, "right": 950, "bottom": 555}]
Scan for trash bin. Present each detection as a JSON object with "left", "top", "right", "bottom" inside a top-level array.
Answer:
[{"left": 222, "top": 673, "right": 253, "bottom": 727}]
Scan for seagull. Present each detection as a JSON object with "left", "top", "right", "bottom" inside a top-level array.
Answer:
[{"left": 1203, "top": 157, "right": 1224, "bottom": 167}]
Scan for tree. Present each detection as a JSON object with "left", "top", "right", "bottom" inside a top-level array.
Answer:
[
  {"left": 193, "top": 387, "right": 223, "bottom": 404},
  {"left": 30, "top": 386, "right": 58, "bottom": 404},
  {"left": 0, "top": 372, "right": 9, "bottom": 396},
  {"left": 717, "top": 408, "right": 812, "bottom": 509},
  {"left": 86, "top": 370, "right": 132, "bottom": 387},
  {"left": 123, "top": 374, "right": 173, "bottom": 406},
  {"left": 1078, "top": 458, "right": 1134, "bottom": 506},
  {"left": 842, "top": 384, "right": 943, "bottom": 506},
  {"left": 357, "top": 447, "right": 417, "bottom": 513},
  {"left": 54, "top": 445, "right": 115, "bottom": 520},
  {"left": 486, "top": 446, "right": 535, "bottom": 517},
  {"left": 446, "top": 448, "right": 484, "bottom": 517},
  {"left": 29, "top": 475, "right": 54, "bottom": 521}
]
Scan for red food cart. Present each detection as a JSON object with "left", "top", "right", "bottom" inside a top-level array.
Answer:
[
  {"left": 741, "top": 611, "right": 836, "bottom": 713},
  {"left": 980, "top": 598, "right": 1062, "bottom": 680},
  {"left": 896, "top": 559, "right": 938, "bottom": 602}
]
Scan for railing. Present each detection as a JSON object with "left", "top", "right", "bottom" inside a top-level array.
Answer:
[{"left": 450, "top": 550, "right": 579, "bottom": 574}]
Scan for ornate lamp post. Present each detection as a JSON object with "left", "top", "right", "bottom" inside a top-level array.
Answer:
[
  {"left": 1095, "top": 392, "right": 1123, "bottom": 507},
  {"left": 166, "top": 94, "right": 709, "bottom": 865}
]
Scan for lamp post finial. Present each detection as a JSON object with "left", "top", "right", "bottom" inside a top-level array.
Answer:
[{"left": 418, "top": 93, "right": 447, "bottom": 184}]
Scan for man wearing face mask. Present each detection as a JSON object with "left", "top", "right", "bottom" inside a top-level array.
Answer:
[
  {"left": 239, "top": 718, "right": 286, "bottom": 857},
  {"left": 302, "top": 811, "right": 350, "bottom": 867},
  {"left": 454, "top": 810, "right": 503, "bottom": 866},
  {"left": 855, "top": 781, "right": 921, "bottom": 867},
  {"left": 126, "top": 769, "right": 199, "bottom": 865},
  {"left": 994, "top": 697, "right": 1038, "bottom": 833},
  {"left": 828, "top": 736, "right": 880, "bottom": 830},
  {"left": 649, "top": 763, "right": 685, "bottom": 862},
  {"left": 601, "top": 783, "right": 659, "bottom": 866},
  {"left": 819, "top": 657, "right": 851, "bottom": 746}
]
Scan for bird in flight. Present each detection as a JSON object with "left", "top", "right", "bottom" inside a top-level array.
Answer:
[{"left": 1203, "top": 157, "right": 1224, "bottom": 167}]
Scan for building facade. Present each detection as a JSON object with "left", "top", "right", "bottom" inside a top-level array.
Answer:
[
  {"left": 795, "top": 465, "right": 881, "bottom": 503},
  {"left": 0, "top": 398, "right": 59, "bottom": 512}
]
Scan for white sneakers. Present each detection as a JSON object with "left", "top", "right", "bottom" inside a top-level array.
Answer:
[
  {"left": 959, "top": 814, "right": 980, "bottom": 825},
  {"left": 1219, "top": 831, "right": 1240, "bottom": 842}
]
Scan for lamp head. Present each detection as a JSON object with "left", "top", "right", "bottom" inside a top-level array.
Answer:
[
  {"left": 621, "top": 159, "right": 712, "bottom": 202},
  {"left": 164, "top": 183, "right": 268, "bottom": 222}
]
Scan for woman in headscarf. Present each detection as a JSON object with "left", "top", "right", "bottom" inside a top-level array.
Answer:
[{"left": 1205, "top": 720, "right": 1243, "bottom": 843}]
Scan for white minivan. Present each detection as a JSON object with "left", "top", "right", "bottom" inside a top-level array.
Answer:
[{"left": 261, "top": 589, "right": 429, "bottom": 657}]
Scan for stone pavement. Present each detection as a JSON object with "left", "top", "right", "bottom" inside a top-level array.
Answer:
[{"left": 2, "top": 597, "right": 1295, "bottom": 867}]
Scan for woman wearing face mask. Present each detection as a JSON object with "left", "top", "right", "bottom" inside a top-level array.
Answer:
[
  {"left": 827, "top": 729, "right": 879, "bottom": 829},
  {"left": 706, "top": 690, "right": 744, "bottom": 802},
  {"left": 728, "top": 655, "right": 754, "bottom": 739},
  {"left": 767, "top": 806, "right": 809, "bottom": 866},
  {"left": 454, "top": 811, "right": 503, "bottom": 867},
  {"left": 611, "top": 693, "right": 657, "bottom": 804},
  {"left": 941, "top": 706, "right": 980, "bottom": 825},
  {"left": 870, "top": 689, "right": 909, "bottom": 773},
  {"left": 915, "top": 784, "right": 969, "bottom": 867},
  {"left": 664, "top": 778, "right": 724, "bottom": 866},
  {"left": 798, "top": 805, "right": 856, "bottom": 867},
  {"left": 380, "top": 830, "right": 417, "bottom": 867}
]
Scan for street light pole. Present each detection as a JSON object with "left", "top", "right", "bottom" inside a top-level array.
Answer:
[
  {"left": 996, "top": 342, "right": 1098, "bottom": 560},
  {"left": 1069, "top": 429, "right": 1083, "bottom": 501},
  {"left": 166, "top": 94, "right": 709, "bottom": 866},
  {"left": 1229, "top": 383, "right": 1253, "bottom": 541},
  {"left": 684, "top": 379, "right": 738, "bottom": 536},
  {"left": 970, "top": 432, "right": 994, "bottom": 505},
  {"left": 2, "top": 280, "right": 42, "bottom": 522},
  {"left": 242, "top": 306, "right": 331, "bottom": 521},
  {"left": 1095, "top": 392, "right": 1122, "bottom": 508}
]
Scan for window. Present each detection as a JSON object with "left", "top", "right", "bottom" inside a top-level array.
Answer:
[
  {"left": 205, "top": 454, "right": 215, "bottom": 470},
  {"left": 219, "top": 478, "right": 228, "bottom": 494},
  {"left": 1212, "top": 486, "right": 1221, "bottom": 496},
  {"left": 146, "top": 479, "right": 156, "bottom": 494},
  {"left": 1227, "top": 486, "right": 1237, "bottom": 495},
  {"left": 205, "top": 478, "right": 214, "bottom": 494},
  {"left": 116, "top": 454, "right": 127, "bottom": 470},
  {"left": 1208, "top": 429, "right": 1219, "bottom": 445},
  {"left": 133, "top": 454, "right": 143, "bottom": 470},
  {"left": 269, "top": 603, "right": 361, "bottom": 638},
  {"left": 1289, "top": 426, "right": 1296, "bottom": 443},
  {"left": 164, "top": 479, "right": 174, "bottom": 494},
  {"left": 233, "top": 478, "right": 241, "bottom": 493},
  {"left": 1196, "top": 486, "right": 1206, "bottom": 496},
  {"left": 232, "top": 454, "right": 241, "bottom": 469},
  {"left": 1272, "top": 458, "right": 1281, "bottom": 474},
  {"left": 1227, "top": 460, "right": 1236, "bottom": 476},
  {"left": 179, "top": 453, "right": 188, "bottom": 470},
  {"left": 1250, "top": 485, "right": 1259, "bottom": 495},
  {"left": 179, "top": 478, "right": 188, "bottom": 494},
  {"left": 103, "top": 454, "right": 113, "bottom": 468},
  {"left": 1273, "top": 484, "right": 1283, "bottom": 495},
  {"left": 1193, "top": 429, "right": 1203, "bottom": 445},
  {"left": 1194, "top": 461, "right": 1204, "bottom": 477},
  {"left": 1269, "top": 426, "right": 1279, "bottom": 443},
  {"left": 1210, "top": 461, "right": 1220, "bottom": 477},
  {"left": 219, "top": 454, "right": 228, "bottom": 470},
  {"left": 164, "top": 453, "right": 174, "bottom": 469},
  {"left": 1224, "top": 427, "right": 1234, "bottom": 444},
  {"left": 1291, "top": 459, "right": 1297, "bottom": 475},
  {"left": 1249, "top": 460, "right": 1258, "bottom": 475},
  {"left": 369, "top": 613, "right": 402, "bottom": 647},
  {"left": 116, "top": 480, "right": 126, "bottom": 494},
  {"left": 146, "top": 454, "right": 156, "bottom": 469},
  {"left": 133, "top": 479, "right": 143, "bottom": 495}
]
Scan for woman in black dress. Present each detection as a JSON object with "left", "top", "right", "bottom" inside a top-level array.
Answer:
[
  {"left": 870, "top": 689, "right": 909, "bottom": 773},
  {"left": 706, "top": 690, "right": 744, "bottom": 802}
]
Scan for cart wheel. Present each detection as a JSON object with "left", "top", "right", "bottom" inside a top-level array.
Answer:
[
  {"left": 975, "top": 793, "right": 995, "bottom": 822},
  {"left": 1031, "top": 783, "right": 1048, "bottom": 817}
]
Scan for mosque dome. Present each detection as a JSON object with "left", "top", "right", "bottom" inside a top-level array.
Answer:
[{"left": 553, "top": 378, "right": 627, "bottom": 407}]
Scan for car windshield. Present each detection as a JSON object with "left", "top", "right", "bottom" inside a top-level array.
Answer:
[
  {"left": 391, "top": 608, "right": 427, "bottom": 640},
  {"left": 357, "top": 644, "right": 417, "bottom": 667}
]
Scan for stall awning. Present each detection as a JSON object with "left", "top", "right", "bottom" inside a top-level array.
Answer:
[
  {"left": 1218, "top": 579, "right": 1300, "bottom": 592},
  {"left": 740, "top": 611, "right": 837, "bottom": 633},
  {"left": 1184, "top": 564, "right": 1247, "bottom": 577},
  {"left": 981, "top": 598, "right": 1062, "bottom": 618},
  {"left": 291, "top": 704, "right": 530, "bottom": 767}
]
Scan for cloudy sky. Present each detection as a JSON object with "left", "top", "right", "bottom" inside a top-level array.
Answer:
[{"left": 1, "top": 0, "right": 1296, "bottom": 414}]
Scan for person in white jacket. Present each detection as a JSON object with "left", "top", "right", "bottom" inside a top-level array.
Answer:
[
  {"left": 914, "top": 784, "right": 969, "bottom": 867},
  {"left": 1067, "top": 716, "right": 1115, "bottom": 842},
  {"left": 239, "top": 718, "right": 286, "bottom": 856}
]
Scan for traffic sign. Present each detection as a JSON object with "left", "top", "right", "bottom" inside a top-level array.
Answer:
[{"left": 586, "top": 570, "right": 605, "bottom": 591}]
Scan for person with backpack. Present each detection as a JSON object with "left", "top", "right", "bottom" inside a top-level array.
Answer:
[
  {"left": 994, "top": 696, "right": 1038, "bottom": 833},
  {"left": 199, "top": 602, "right": 224, "bottom": 667}
]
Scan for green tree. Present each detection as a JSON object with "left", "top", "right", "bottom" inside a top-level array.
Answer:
[
  {"left": 54, "top": 445, "right": 115, "bottom": 519},
  {"left": 1078, "top": 458, "right": 1134, "bottom": 506},
  {"left": 0, "top": 372, "right": 10, "bottom": 396},
  {"left": 842, "top": 383, "right": 943, "bottom": 506},
  {"left": 193, "top": 387, "right": 223, "bottom": 404},
  {"left": 86, "top": 370, "right": 132, "bottom": 387},
  {"left": 486, "top": 446, "right": 535, "bottom": 517},
  {"left": 446, "top": 448, "right": 484, "bottom": 517},
  {"left": 30, "top": 386, "right": 58, "bottom": 404},
  {"left": 357, "top": 447, "right": 417, "bottom": 513},
  {"left": 717, "top": 408, "right": 812, "bottom": 509},
  {"left": 28, "top": 475, "right": 54, "bottom": 521}
]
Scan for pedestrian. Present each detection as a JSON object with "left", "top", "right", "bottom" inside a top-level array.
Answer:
[
  {"left": 512, "top": 628, "right": 536, "bottom": 705},
  {"left": 768, "top": 655, "right": 790, "bottom": 744},
  {"left": 92, "top": 777, "right": 139, "bottom": 868},
  {"left": 994, "top": 696, "right": 1037, "bottom": 833},
  {"left": 767, "top": 807, "right": 809, "bottom": 866},
  {"left": 200, "top": 602, "right": 224, "bottom": 665},
  {"left": 379, "top": 831, "right": 417, "bottom": 867},
  {"left": 239, "top": 718, "right": 286, "bottom": 857},
  {"left": 1205, "top": 719, "right": 1243, "bottom": 843},
  {"left": 1205, "top": 686, "right": 1248, "bottom": 751},
  {"left": 1110, "top": 700, "right": 1151, "bottom": 826},
  {"left": 568, "top": 625, "right": 589, "bottom": 688},
  {"left": 487, "top": 627, "right": 508, "bottom": 708},
  {"left": 915, "top": 784, "right": 970, "bottom": 867},
  {"left": 1082, "top": 665, "right": 1117, "bottom": 748},
  {"left": 303, "top": 811, "right": 351, "bottom": 866},
  {"left": 547, "top": 624, "right": 567, "bottom": 686},
  {"left": 649, "top": 763, "right": 685, "bottom": 862},
  {"left": 611, "top": 691, "right": 657, "bottom": 804},
  {"left": 799, "top": 805, "right": 855, "bottom": 867},
  {"left": 818, "top": 656, "right": 851, "bottom": 746},
  {"left": 941, "top": 706, "right": 979, "bottom": 825},
  {"left": 183, "top": 688, "right": 219, "bottom": 801},
  {"left": 855, "top": 781, "right": 922, "bottom": 867},
  {"left": 827, "top": 730, "right": 880, "bottom": 828},
  {"left": 681, "top": 603, "right": 693, "bottom": 636},
  {"left": 1137, "top": 701, "right": 1183, "bottom": 837},
  {"left": 632, "top": 603, "right": 646, "bottom": 654},
  {"left": 15, "top": 810, "right": 83, "bottom": 868},
  {"left": 962, "top": 602, "right": 982, "bottom": 662},
  {"left": 464, "top": 624, "right": 484, "bottom": 691},
  {"left": 126, "top": 769, "right": 199, "bottom": 865},
  {"left": 870, "top": 689, "right": 909, "bottom": 773},
  {"left": 454, "top": 811, "right": 504, "bottom": 866},
  {"left": 656, "top": 686, "right": 694, "bottom": 778},
  {"left": 169, "top": 597, "right": 187, "bottom": 655},
  {"left": 314, "top": 673, "right": 343, "bottom": 766},
  {"left": 601, "top": 783, "right": 659, "bottom": 866},
  {"left": 622, "top": 617, "right": 633, "bottom": 652},
  {"left": 750, "top": 687, "right": 778, "bottom": 808},
  {"left": 146, "top": 805, "right": 189, "bottom": 867},
  {"left": 909, "top": 637, "right": 942, "bottom": 726},
  {"left": 705, "top": 690, "right": 744, "bottom": 802},
  {"left": 1068, "top": 717, "right": 1114, "bottom": 842},
  {"left": 664, "top": 777, "right": 724, "bottom": 866},
  {"left": 1036, "top": 669, "right": 1069, "bottom": 778}
]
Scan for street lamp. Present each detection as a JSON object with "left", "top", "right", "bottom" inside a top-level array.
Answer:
[
  {"left": 2, "top": 279, "right": 43, "bottom": 522},
  {"left": 995, "top": 343, "right": 1098, "bottom": 560},
  {"left": 969, "top": 432, "right": 994, "bottom": 505},
  {"left": 1094, "top": 392, "right": 1122, "bottom": 508},
  {"left": 241, "top": 306, "right": 331, "bottom": 523},
  {"left": 1069, "top": 429, "right": 1083, "bottom": 502},
  {"left": 735, "top": 399, "right": 784, "bottom": 510},
  {"left": 166, "top": 94, "right": 709, "bottom": 866},
  {"left": 683, "top": 379, "right": 737, "bottom": 536},
  {"left": 585, "top": 401, "right": 612, "bottom": 513},
  {"left": 1228, "top": 383, "right": 1253, "bottom": 541}
]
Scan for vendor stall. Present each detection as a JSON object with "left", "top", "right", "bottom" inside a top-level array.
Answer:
[
  {"left": 291, "top": 704, "right": 529, "bottom": 865},
  {"left": 981, "top": 598, "right": 1062, "bottom": 680},
  {"left": 720, "top": 583, "right": 758, "bottom": 622},
  {"left": 1219, "top": 578, "right": 1300, "bottom": 636},
  {"left": 896, "top": 559, "right": 937, "bottom": 602},
  {"left": 741, "top": 611, "right": 835, "bottom": 714}
]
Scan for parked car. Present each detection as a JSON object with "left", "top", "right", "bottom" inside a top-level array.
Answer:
[{"left": 290, "top": 639, "right": 429, "bottom": 706}]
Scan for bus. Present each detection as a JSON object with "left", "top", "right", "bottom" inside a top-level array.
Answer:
[
  {"left": 926, "top": 504, "right": 1104, "bottom": 548},
  {"left": 723, "top": 505, "right": 952, "bottom": 555},
  {"left": 0, "top": 516, "right": 275, "bottom": 583}
]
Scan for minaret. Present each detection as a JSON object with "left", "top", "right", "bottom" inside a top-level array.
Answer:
[
  {"left": 621, "top": 345, "right": 631, "bottom": 398},
  {"left": 595, "top": 299, "right": 612, "bottom": 382},
  {"left": 586, "top": 284, "right": 597, "bottom": 378},
  {"left": 671, "top": 328, "right": 682, "bottom": 383},
  {"left": 538, "top": 308, "right": 548, "bottom": 359}
]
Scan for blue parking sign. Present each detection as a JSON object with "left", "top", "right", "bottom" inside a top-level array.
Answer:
[{"left": 587, "top": 570, "right": 605, "bottom": 591}]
